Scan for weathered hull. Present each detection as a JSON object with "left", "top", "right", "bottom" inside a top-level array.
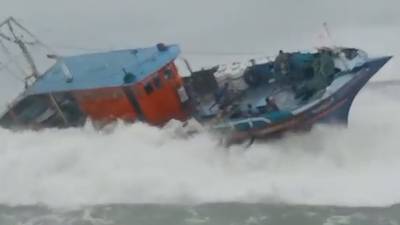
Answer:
[{"left": 227, "top": 56, "right": 392, "bottom": 144}]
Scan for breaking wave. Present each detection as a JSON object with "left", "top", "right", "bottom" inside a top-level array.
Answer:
[{"left": 0, "top": 87, "right": 399, "bottom": 208}]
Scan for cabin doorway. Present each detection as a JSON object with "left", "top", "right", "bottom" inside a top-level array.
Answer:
[{"left": 52, "top": 92, "right": 86, "bottom": 127}]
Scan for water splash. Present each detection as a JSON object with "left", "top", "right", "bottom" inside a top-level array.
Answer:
[{"left": 0, "top": 86, "right": 399, "bottom": 208}]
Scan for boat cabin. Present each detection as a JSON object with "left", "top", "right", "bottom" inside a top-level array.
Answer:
[{"left": 0, "top": 44, "right": 190, "bottom": 129}]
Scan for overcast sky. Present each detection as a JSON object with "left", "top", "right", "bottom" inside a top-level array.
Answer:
[{"left": 0, "top": 0, "right": 399, "bottom": 106}]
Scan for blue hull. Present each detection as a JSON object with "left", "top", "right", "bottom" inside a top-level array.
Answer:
[
  {"left": 318, "top": 56, "right": 392, "bottom": 124},
  {"left": 229, "top": 56, "right": 392, "bottom": 143}
]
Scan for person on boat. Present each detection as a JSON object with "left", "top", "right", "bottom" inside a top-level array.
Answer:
[
  {"left": 265, "top": 97, "right": 280, "bottom": 113},
  {"left": 274, "top": 50, "right": 290, "bottom": 78},
  {"left": 246, "top": 104, "right": 258, "bottom": 117},
  {"left": 296, "top": 49, "right": 335, "bottom": 101},
  {"left": 214, "top": 82, "right": 230, "bottom": 108},
  {"left": 310, "top": 49, "right": 335, "bottom": 88},
  {"left": 229, "top": 104, "right": 244, "bottom": 119},
  {"left": 319, "top": 49, "right": 335, "bottom": 84}
]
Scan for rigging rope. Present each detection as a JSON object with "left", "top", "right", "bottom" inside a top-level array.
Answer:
[
  {"left": 0, "top": 40, "right": 28, "bottom": 74},
  {"left": 0, "top": 58, "right": 25, "bottom": 82},
  {"left": 9, "top": 17, "right": 57, "bottom": 54},
  {"left": 0, "top": 17, "right": 59, "bottom": 85}
]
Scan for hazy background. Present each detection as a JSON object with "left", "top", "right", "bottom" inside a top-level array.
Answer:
[
  {"left": 0, "top": 0, "right": 399, "bottom": 210},
  {"left": 1, "top": 0, "right": 400, "bottom": 107}
]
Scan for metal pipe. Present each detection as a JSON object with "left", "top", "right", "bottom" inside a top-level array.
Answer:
[
  {"left": 48, "top": 93, "right": 68, "bottom": 126},
  {"left": 181, "top": 58, "right": 193, "bottom": 74}
]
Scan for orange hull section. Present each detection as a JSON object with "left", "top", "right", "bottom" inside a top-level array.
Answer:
[
  {"left": 134, "top": 63, "right": 188, "bottom": 125},
  {"left": 73, "top": 87, "right": 138, "bottom": 123},
  {"left": 73, "top": 63, "right": 189, "bottom": 126}
]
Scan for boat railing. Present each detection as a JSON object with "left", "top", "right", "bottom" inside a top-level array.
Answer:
[{"left": 213, "top": 116, "right": 272, "bottom": 131}]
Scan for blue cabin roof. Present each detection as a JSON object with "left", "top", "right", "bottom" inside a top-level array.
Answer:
[{"left": 25, "top": 44, "right": 180, "bottom": 96}]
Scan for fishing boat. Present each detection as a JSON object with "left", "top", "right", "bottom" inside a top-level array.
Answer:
[
  {"left": 187, "top": 49, "right": 391, "bottom": 144},
  {"left": 0, "top": 17, "right": 392, "bottom": 145}
]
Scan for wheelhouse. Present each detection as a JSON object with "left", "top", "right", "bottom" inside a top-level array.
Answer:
[{"left": 0, "top": 44, "right": 190, "bottom": 129}]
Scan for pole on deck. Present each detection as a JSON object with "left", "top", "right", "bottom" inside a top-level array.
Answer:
[
  {"left": 48, "top": 93, "right": 69, "bottom": 126},
  {"left": 182, "top": 58, "right": 193, "bottom": 74}
]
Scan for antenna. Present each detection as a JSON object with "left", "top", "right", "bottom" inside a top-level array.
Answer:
[
  {"left": 314, "top": 22, "right": 335, "bottom": 48},
  {"left": 322, "top": 22, "right": 335, "bottom": 47}
]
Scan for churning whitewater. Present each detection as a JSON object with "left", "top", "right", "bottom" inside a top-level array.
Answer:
[{"left": 0, "top": 86, "right": 399, "bottom": 208}]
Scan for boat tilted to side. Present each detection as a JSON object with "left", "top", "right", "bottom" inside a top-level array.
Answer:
[
  {"left": 0, "top": 18, "right": 392, "bottom": 145},
  {"left": 184, "top": 48, "right": 391, "bottom": 144}
]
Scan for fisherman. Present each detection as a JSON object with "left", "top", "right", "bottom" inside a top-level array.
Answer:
[
  {"left": 296, "top": 49, "right": 335, "bottom": 101},
  {"left": 319, "top": 48, "right": 335, "bottom": 84},
  {"left": 229, "top": 104, "right": 243, "bottom": 119},
  {"left": 265, "top": 97, "right": 279, "bottom": 113},
  {"left": 214, "top": 82, "right": 230, "bottom": 108},
  {"left": 274, "top": 50, "right": 290, "bottom": 79},
  {"left": 246, "top": 104, "right": 258, "bottom": 117},
  {"left": 311, "top": 49, "right": 335, "bottom": 87}
]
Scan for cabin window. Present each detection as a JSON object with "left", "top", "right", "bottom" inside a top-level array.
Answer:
[
  {"left": 153, "top": 76, "right": 162, "bottom": 89},
  {"left": 144, "top": 83, "right": 154, "bottom": 95},
  {"left": 163, "top": 68, "right": 173, "bottom": 80}
]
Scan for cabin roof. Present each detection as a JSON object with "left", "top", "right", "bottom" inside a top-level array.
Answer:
[{"left": 25, "top": 44, "right": 180, "bottom": 95}]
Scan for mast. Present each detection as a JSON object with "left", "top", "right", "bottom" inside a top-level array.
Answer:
[
  {"left": 0, "top": 17, "right": 70, "bottom": 127},
  {"left": 0, "top": 17, "right": 52, "bottom": 85}
]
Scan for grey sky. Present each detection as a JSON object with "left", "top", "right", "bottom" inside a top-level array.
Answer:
[
  {"left": 2, "top": 0, "right": 399, "bottom": 52},
  {"left": 0, "top": 0, "right": 399, "bottom": 106}
]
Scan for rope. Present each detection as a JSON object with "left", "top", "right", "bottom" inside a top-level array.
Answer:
[
  {"left": 9, "top": 17, "right": 57, "bottom": 55},
  {"left": 0, "top": 59, "right": 25, "bottom": 82},
  {"left": 0, "top": 40, "right": 29, "bottom": 78}
]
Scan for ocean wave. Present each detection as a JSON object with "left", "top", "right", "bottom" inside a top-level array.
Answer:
[{"left": 0, "top": 87, "right": 399, "bottom": 207}]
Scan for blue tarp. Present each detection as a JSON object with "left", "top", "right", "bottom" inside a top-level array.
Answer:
[{"left": 25, "top": 44, "right": 180, "bottom": 95}]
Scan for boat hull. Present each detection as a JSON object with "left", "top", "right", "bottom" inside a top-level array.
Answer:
[{"left": 227, "top": 56, "right": 392, "bottom": 144}]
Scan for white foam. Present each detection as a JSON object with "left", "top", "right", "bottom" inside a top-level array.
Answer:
[
  {"left": 0, "top": 88, "right": 399, "bottom": 208},
  {"left": 0, "top": 2, "right": 399, "bottom": 208}
]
